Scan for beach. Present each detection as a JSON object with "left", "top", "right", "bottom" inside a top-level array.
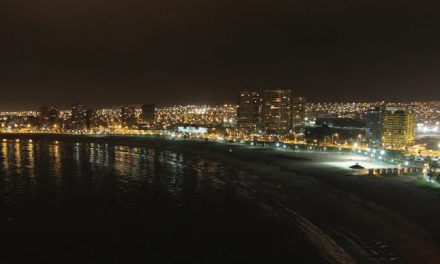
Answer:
[{"left": 1, "top": 133, "right": 440, "bottom": 263}]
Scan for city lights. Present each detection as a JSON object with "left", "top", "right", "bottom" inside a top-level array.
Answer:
[
  {"left": 0, "top": 99, "right": 439, "bottom": 161},
  {"left": 3, "top": 1, "right": 440, "bottom": 263}
]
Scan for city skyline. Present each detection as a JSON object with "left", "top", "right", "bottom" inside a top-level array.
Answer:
[
  {"left": 2, "top": 98, "right": 440, "bottom": 112},
  {"left": 3, "top": 2, "right": 440, "bottom": 263}
]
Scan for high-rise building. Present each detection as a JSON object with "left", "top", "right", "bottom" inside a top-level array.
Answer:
[
  {"left": 121, "top": 106, "right": 136, "bottom": 128},
  {"left": 140, "top": 104, "right": 156, "bottom": 123},
  {"left": 236, "top": 91, "right": 261, "bottom": 133},
  {"left": 291, "top": 97, "right": 306, "bottom": 135},
  {"left": 85, "top": 109, "right": 96, "bottom": 130},
  {"left": 38, "top": 106, "right": 60, "bottom": 129},
  {"left": 70, "top": 103, "right": 87, "bottom": 131},
  {"left": 365, "top": 107, "right": 384, "bottom": 145},
  {"left": 261, "top": 89, "right": 291, "bottom": 135},
  {"left": 381, "top": 108, "right": 416, "bottom": 148}
]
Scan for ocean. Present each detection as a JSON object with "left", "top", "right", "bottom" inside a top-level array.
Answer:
[{"left": 0, "top": 137, "right": 324, "bottom": 263}]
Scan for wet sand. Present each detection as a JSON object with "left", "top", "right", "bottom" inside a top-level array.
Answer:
[{"left": 2, "top": 133, "right": 440, "bottom": 263}]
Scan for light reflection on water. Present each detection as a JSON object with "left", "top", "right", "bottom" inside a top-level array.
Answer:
[
  {"left": 0, "top": 139, "right": 235, "bottom": 210},
  {"left": 0, "top": 138, "right": 324, "bottom": 263},
  {"left": 1, "top": 141, "right": 9, "bottom": 171}
]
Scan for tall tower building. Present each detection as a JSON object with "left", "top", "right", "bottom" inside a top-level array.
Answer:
[
  {"left": 38, "top": 106, "right": 60, "bottom": 129},
  {"left": 85, "top": 109, "right": 96, "bottom": 130},
  {"left": 121, "top": 106, "right": 137, "bottom": 128},
  {"left": 261, "top": 89, "right": 291, "bottom": 135},
  {"left": 71, "top": 103, "right": 87, "bottom": 131},
  {"left": 291, "top": 96, "right": 306, "bottom": 135},
  {"left": 236, "top": 91, "right": 262, "bottom": 133},
  {"left": 381, "top": 108, "right": 416, "bottom": 148},
  {"left": 365, "top": 107, "right": 384, "bottom": 145}
]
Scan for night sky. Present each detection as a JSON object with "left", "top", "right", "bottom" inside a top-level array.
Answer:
[{"left": 1, "top": 0, "right": 439, "bottom": 110}]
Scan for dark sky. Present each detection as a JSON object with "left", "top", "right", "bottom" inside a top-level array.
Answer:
[{"left": 1, "top": 0, "right": 439, "bottom": 110}]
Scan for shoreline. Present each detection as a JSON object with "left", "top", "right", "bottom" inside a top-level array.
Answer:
[
  {"left": 1, "top": 133, "right": 440, "bottom": 263},
  {"left": 0, "top": 133, "right": 355, "bottom": 263}
]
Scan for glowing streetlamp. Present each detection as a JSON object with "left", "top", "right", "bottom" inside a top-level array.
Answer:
[{"left": 332, "top": 133, "right": 339, "bottom": 144}]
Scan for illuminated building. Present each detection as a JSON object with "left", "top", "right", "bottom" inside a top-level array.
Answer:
[
  {"left": 177, "top": 126, "right": 208, "bottom": 134},
  {"left": 121, "top": 106, "right": 137, "bottom": 128},
  {"left": 291, "top": 97, "right": 306, "bottom": 135},
  {"left": 85, "top": 109, "right": 96, "bottom": 130},
  {"left": 381, "top": 108, "right": 416, "bottom": 148},
  {"left": 38, "top": 106, "right": 60, "bottom": 130},
  {"left": 1, "top": 100, "right": 438, "bottom": 140},
  {"left": 261, "top": 90, "right": 291, "bottom": 135},
  {"left": 236, "top": 91, "right": 261, "bottom": 133},
  {"left": 365, "top": 107, "right": 384, "bottom": 145},
  {"left": 70, "top": 103, "right": 87, "bottom": 131}
]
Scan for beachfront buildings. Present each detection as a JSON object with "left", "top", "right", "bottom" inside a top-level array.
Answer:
[
  {"left": 292, "top": 96, "right": 307, "bottom": 136},
  {"left": 85, "top": 109, "right": 96, "bottom": 130},
  {"left": 381, "top": 108, "right": 416, "bottom": 148},
  {"left": 70, "top": 103, "right": 87, "bottom": 131},
  {"left": 237, "top": 89, "right": 301, "bottom": 135},
  {"left": 121, "top": 106, "right": 137, "bottom": 128},
  {"left": 139, "top": 104, "right": 156, "bottom": 129},
  {"left": 261, "top": 90, "right": 292, "bottom": 135},
  {"left": 237, "top": 89, "right": 293, "bottom": 135},
  {"left": 236, "top": 91, "right": 262, "bottom": 133},
  {"left": 38, "top": 106, "right": 60, "bottom": 130},
  {"left": 365, "top": 107, "right": 385, "bottom": 145}
]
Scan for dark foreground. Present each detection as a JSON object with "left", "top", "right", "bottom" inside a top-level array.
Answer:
[
  {"left": 2, "top": 133, "right": 440, "bottom": 263},
  {"left": 0, "top": 134, "right": 325, "bottom": 263}
]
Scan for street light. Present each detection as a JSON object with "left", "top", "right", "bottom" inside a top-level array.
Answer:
[{"left": 332, "top": 133, "right": 339, "bottom": 145}]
